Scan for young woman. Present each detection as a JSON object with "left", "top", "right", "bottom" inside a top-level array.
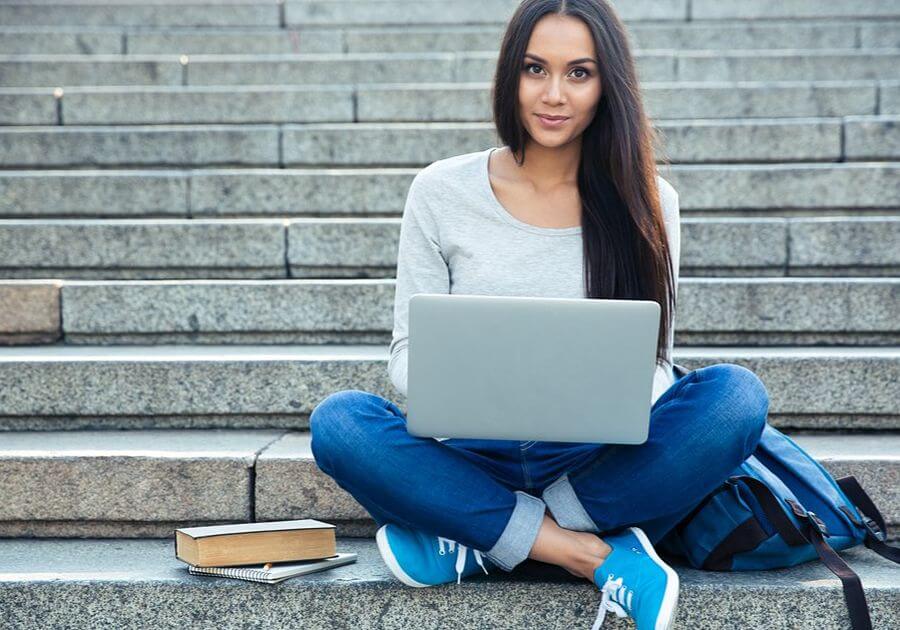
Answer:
[{"left": 309, "top": 1, "right": 770, "bottom": 628}]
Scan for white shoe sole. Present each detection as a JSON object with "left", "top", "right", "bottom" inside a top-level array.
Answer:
[
  {"left": 628, "top": 526, "right": 680, "bottom": 630},
  {"left": 375, "top": 524, "right": 429, "bottom": 588}
]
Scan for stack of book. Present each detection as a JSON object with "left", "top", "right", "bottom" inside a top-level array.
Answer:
[{"left": 174, "top": 518, "right": 356, "bottom": 584}]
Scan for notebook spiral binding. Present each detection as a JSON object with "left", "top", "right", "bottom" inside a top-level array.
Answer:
[{"left": 188, "top": 565, "right": 272, "bottom": 583}]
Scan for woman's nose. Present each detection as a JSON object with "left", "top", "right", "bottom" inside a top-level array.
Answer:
[{"left": 544, "top": 81, "right": 564, "bottom": 102}]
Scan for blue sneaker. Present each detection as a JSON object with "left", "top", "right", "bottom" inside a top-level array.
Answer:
[
  {"left": 590, "top": 526, "right": 679, "bottom": 630},
  {"left": 375, "top": 523, "right": 493, "bottom": 586}
]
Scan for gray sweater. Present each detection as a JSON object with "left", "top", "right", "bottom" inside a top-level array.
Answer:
[{"left": 389, "top": 146, "right": 681, "bottom": 407}]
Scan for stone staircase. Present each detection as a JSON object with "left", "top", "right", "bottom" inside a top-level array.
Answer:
[{"left": 0, "top": 1, "right": 898, "bottom": 628}]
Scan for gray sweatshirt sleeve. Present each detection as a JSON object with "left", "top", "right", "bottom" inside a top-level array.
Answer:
[{"left": 388, "top": 173, "right": 450, "bottom": 397}]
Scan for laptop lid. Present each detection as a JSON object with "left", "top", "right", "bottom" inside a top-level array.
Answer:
[{"left": 406, "top": 294, "right": 660, "bottom": 444}]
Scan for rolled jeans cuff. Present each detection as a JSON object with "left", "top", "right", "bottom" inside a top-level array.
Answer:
[
  {"left": 484, "top": 490, "right": 546, "bottom": 571},
  {"left": 542, "top": 472, "right": 600, "bottom": 533}
]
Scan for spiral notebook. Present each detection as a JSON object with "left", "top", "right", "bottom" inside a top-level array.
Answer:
[{"left": 187, "top": 552, "right": 357, "bottom": 584}]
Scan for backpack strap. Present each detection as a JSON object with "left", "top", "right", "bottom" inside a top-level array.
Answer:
[
  {"left": 835, "top": 475, "right": 900, "bottom": 564},
  {"left": 734, "top": 475, "right": 874, "bottom": 630}
]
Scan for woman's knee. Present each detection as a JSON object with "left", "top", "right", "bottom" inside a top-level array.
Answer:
[
  {"left": 309, "top": 389, "right": 386, "bottom": 455},
  {"left": 694, "top": 363, "right": 770, "bottom": 454}
]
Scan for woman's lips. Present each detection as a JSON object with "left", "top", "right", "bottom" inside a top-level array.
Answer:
[{"left": 536, "top": 114, "right": 569, "bottom": 128}]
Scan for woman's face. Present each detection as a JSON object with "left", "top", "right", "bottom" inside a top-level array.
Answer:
[{"left": 518, "top": 14, "right": 603, "bottom": 148}]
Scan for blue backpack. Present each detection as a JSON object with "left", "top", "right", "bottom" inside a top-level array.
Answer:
[{"left": 657, "top": 364, "right": 900, "bottom": 630}]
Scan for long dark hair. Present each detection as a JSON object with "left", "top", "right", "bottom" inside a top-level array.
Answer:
[{"left": 491, "top": 0, "right": 676, "bottom": 368}]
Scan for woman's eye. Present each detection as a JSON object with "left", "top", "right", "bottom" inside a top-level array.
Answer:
[{"left": 523, "top": 63, "right": 590, "bottom": 79}]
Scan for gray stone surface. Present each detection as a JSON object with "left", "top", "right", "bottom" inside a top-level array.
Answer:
[
  {"left": 254, "top": 432, "right": 900, "bottom": 529},
  {"left": 0, "top": 429, "right": 283, "bottom": 521},
  {"left": 674, "top": 347, "right": 900, "bottom": 418},
  {"left": 359, "top": 81, "right": 879, "bottom": 121},
  {"left": 51, "top": 277, "right": 899, "bottom": 346},
  {"left": 287, "top": 218, "right": 399, "bottom": 271},
  {"left": 3, "top": 19, "right": 880, "bottom": 57},
  {"left": 861, "top": 22, "right": 900, "bottom": 48},
  {"left": 667, "top": 163, "right": 900, "bottom": 211},
  {"left": 0, "top": 125, "right": 280, "bottom": 168},
  {"left": 883, "top": 81, "right": 900, "bottom": 114},
  {"left": 0, "top": 346, "right": 897, "bottom": 427},
  {"left": 0, "top": 81, "right": 878, "bottom": 127},
  {"left": 61, "top": 85, "right": 354, "bottom": 125},
  {"left": 676, "top": 278, "right": 900, "bottom": 344},
  {"left": 286, "top": 0, "right": 523, "bottom": 26},
  {"left": 282, "top": 122, "right": 499, "bottom": 166},
  {"left": 789, "top": 218, "right": 900, "bottom": 269},
  {"left": 0, "top": 55, "right": 183, "bottom": 87},
  {"left": 0, "top": 28, "right": 121, "bottom": 54},
  {"left": 691, "top": 0, "right": 900, "bottom": 20},
  {"left": 59, "top": 279, "right": 395, "bottom": 343},
  {"left": 186, "top": 52, "right": 457, "bottom": 85},
  {"left": 346, "top": 20, "right": 900, "bottom": 53},
  {"left": 212, "top": 163, "right": 900, "bottom": 215},
  {"left": 0, "top": 117, "right": 884, "bottom": 167},
  {"left": 0, "top": 2, "right": 279, "bottom": 27},
  {"left": 0, "top": 344, "right": 394, "bottom": 420},
  {"left": 677, "top": 51, "right": 900, "bottom": 82},
  {"left": 630, "top": 21, "right": 859, "bottom": 50},
  {"left": 128, "top": 29, "right": 343, "bottom": 55},
  {"left": 0, "top": 428, "right": 895, "bottom": 537},
  {"left": 653, "top": 117, "right": 841, "bottom": 162},
  {"left": 256, "top": 431, "right": 367, "bottom": 521},
  {"left": 281, "top": 119, "right": 843, "bottom": 165},
  {"left": 644, "top": 80, "right": 878, "bottom": 120},
  {"left": 844, "top": 115, "right": 900, "bottom": 160},
  {"left": 0, "top": 170, "right": 188, "bottom": 218},
  {"left": 296, "top": 0, "right": 688, "bottom": 25},
  {"left": 0, "top": 538, "right": 895, "bottom": 629},
  {"left": 0, "top": 517, "right": 377, "bottom": 539},
  {"left": 343, "top": 22, "right": 864, "bottom": 53},
  {"left": 0, "top": 280, "right": 60, "bottom": 344},
  {"left": 0, "top": 218, "right": 286, "bottom": 279},
  {"left": 1, "top": 216, "right": 890, "bottom": 280},
  {"left": 681, "top": 218, "right": 787, "bottom": 271},
  {"left": 188, "top": 168, "right": 414, "bottom": 216},
  {"left": 344, "top": 25, "right": 506, "bottom": 53},
  {"left": 288, "top": 0, "right": 694, "bottom": 24},
  {"left": 0, "top": 88, "right": 57, "bottom": 125}
]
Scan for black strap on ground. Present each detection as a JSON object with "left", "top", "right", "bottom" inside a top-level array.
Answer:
[
  {"left": 732, "top": 475, "right": 873, "bottom": 630},
  {"left": 836, "top": 475, "right": 900, "bottom": 564},
  {"left": 801, "top": 516, "right": 873, "bottom": 630}
]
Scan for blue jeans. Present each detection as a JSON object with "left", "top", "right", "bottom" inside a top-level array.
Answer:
[{"left": 309, "top": 363, "right": 769, "bottom": 572}]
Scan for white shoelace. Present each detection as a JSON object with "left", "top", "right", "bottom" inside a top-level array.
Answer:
[
  {"left": 590, "top": 574, "right": 633, "bottom": 630},
  {"left": 437, "top": 536, "right": 490, "bottom": 584}
]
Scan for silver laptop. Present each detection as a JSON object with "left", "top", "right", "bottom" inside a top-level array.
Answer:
[{"left": 406, "top": 293, "right": 661, "bottom": 444}]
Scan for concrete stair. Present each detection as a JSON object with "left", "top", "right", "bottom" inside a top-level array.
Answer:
[
  {"left": 4, "top": 81, "right": 898, "bottom": 125},
  {"left": 2, "top": 163, "right": 899, "bottom": 217},
  {"left": 1, "top": 538, "right": 897, "bottom": 629},
  {"left": 1, "top": 0, "right": 898, "bottom": 627},
  {"left": 0, "top": 345, "right": 897, "bottom": 431},
  {"left": 0, "top": 20, "right": 899, "bottom": 55},
  {"left": 2, "top": 429, "right": 896, "bottom": 539},
  {"left": 3, "top": 49, "right": 900, "bottom": 86},
  {"left": 2, "top": 278, "right": 899, "bottom": 344},
  {"left": 1, "top": 117, "right": 900, "bottom": 166}
]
